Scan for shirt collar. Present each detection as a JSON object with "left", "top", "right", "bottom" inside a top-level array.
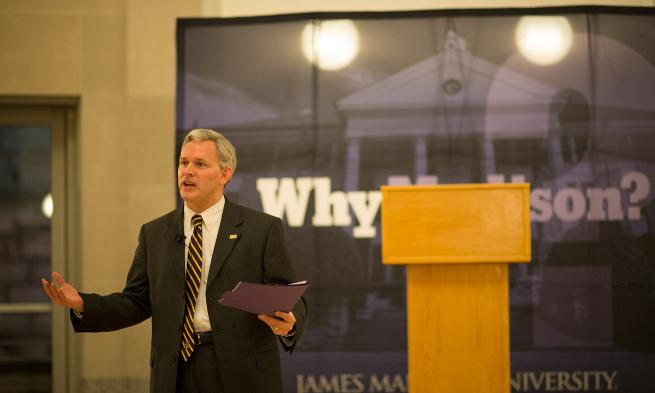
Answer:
[{"left": 184, "top": 197, "right": 225, "bottom": 232}]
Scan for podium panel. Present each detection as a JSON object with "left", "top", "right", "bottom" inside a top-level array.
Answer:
[
  {"left": 381, "top": 183, "right": 530, "bottom": 264},
  {"left": 407, "top": 264, "right": 509, "bottom": 393}
]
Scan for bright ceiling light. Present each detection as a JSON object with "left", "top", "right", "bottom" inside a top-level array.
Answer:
[
  {"left": 41, "top": 193, "right": 53, "bottom": 219},
  {"left": 515, "top": 16, "right": 573, "bottom": 66},
  {"left": 301, "top": 19, "right": 360, "bottom": 71}
]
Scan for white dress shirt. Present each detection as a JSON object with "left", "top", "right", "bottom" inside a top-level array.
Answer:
[{"left": 183, "top": 197, "right": 225, "bottom": 333}]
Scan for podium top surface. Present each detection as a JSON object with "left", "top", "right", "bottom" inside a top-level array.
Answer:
[{"left": 381, "top": 183, "right": 531, "bottom": 264}]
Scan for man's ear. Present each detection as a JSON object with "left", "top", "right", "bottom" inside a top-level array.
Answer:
[{"left": 220, "top": 166, "right": 234, "bottom": 185}]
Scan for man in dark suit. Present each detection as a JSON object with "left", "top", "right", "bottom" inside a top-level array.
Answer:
[{"left": 42, "top": 128, "right": 307, "bottom": 393}]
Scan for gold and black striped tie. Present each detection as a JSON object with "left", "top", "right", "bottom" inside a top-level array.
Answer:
[{"left": 181, "top": 214, "right": 203, "bottom": 361}]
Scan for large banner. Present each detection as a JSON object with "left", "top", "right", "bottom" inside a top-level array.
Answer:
[{"left": 177, "top": 7, "right": 655, "bottom": 392}]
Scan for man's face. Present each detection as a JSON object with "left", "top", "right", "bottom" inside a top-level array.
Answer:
[{"left": 178, "top": 140, "right": 233, "bottom": 213}]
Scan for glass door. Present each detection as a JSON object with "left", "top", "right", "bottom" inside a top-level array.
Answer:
[{"left": 0, "top": 101, "right": 77, "bottom": 393}]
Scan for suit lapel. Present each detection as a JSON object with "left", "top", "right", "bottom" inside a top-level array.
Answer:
[
  {"left": 206, "top": 199, "right": 242, "bottom": 288},
  {"left": 166, "top": 208, "right": 186, "bottom": 283}
]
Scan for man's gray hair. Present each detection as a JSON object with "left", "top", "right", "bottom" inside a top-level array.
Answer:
[{"left": 182, "top": 129, "right": 237, "bottom": 171}]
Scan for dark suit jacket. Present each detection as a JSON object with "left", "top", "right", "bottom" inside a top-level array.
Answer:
[{"left": 71, "top": 199, "right": 307, "bottom": 393}]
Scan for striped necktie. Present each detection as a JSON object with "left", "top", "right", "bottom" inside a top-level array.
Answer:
[{"left": 181, "top": 214, "right": 203, "bottom": 361}]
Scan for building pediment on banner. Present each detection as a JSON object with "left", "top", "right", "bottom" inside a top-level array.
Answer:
[{"left": 337, "top": 31, "right": 556, "bottom": 139}]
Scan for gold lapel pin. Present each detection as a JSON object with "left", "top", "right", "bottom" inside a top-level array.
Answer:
[{"left": 229, "top": 234, "right": 239, "bottom": 240}]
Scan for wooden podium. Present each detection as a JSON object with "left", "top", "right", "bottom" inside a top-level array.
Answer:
[{"left": 381, "top": 183, "right": 531, "bottom": 393}]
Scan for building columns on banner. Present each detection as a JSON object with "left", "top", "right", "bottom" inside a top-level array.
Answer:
[{"left": 345, "top": 137, "right": 360, "bottom": 192}]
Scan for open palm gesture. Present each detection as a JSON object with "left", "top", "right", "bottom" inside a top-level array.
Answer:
[{"left": 41, "top": 272, "right": 84, "bottom": 313}]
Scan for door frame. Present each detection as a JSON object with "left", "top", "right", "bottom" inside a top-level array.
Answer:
[{"left": 0, "top": 96, "right": 79, "bottom": 393}]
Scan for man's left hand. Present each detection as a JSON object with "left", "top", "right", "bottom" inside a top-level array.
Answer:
[{"left": 258, "top": 311, "right": 296, "bottom": 336}]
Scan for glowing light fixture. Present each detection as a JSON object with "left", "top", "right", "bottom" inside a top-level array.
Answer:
[
  {"left": 515, "top": 16, "right": 573, "bottom": 66},
  {"left": 41, "top": 193, "right": 53, "bottom": 219},
  {"left": 301, "top": 19, "right": 359, "bottom": 71}
]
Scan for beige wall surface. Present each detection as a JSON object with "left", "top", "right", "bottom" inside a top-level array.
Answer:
[
  {"left": 0, "top": 0, "right": 652, "bottom": 392},
  {"left": 0, "top": 1, "right": 200, "bottom": 392},
  {"left": 211, "top": 0, "right": 654, "bottom": 16}
]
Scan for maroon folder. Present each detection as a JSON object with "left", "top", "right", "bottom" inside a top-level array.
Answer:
[{"left": 218, "top": 281, "right": 308, "bottom": 316}]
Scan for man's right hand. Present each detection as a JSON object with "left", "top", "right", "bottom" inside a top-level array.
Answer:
[{"left": 41, "top": 272, "right": 84, "bottom": 314}]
